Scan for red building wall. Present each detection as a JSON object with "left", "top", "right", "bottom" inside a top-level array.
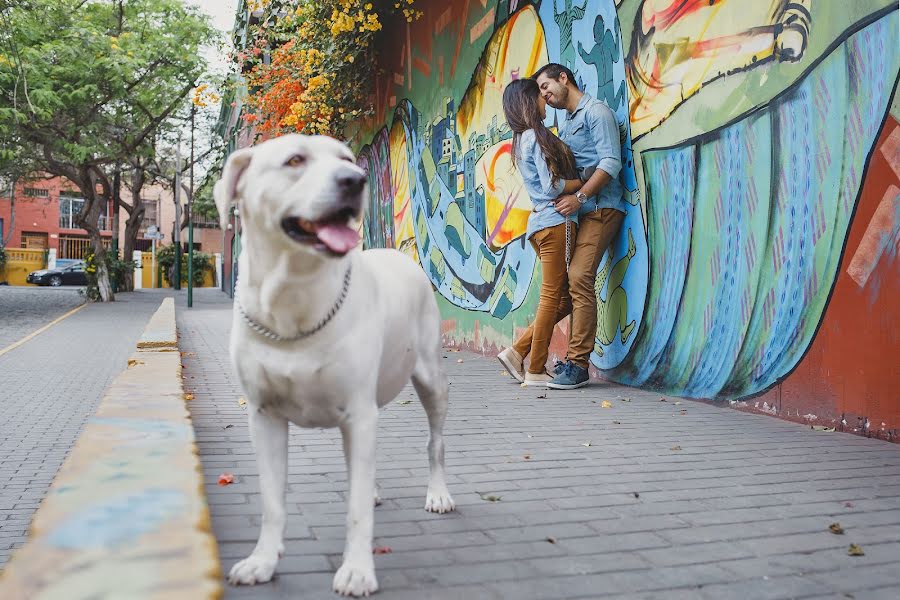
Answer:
[{"left": 0, "top": 177, "right": 112, "bottom": 253}]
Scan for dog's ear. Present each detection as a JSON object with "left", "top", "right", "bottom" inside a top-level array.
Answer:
[{"left": 214, "top": 147, "right": 254, "bottom": 229}]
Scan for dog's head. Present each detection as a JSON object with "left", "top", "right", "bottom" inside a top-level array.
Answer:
[{"left": 214, "top": 134, "right": 367, "bottom": 258}]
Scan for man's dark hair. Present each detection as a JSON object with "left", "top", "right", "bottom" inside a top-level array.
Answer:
[{"left": 532, "top": 63, "right": 579, "bottom": 90}]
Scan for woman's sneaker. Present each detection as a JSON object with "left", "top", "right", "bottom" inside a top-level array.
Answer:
[
  {"left": 524, "top": 371, "right": 553, "bottom": 386},
  {"left": 547, "top": 361, "right": 589, "bottom": 390},
  {"left": 497, "top": 347, "right": 525, "bottom": 383}
]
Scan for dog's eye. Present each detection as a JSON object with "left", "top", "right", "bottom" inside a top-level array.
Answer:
[
  {"left": 340, "top": 155, "right": 355, "bottom": 163},
  {"left": 285, "top": 155, "right": 306, "bottom": 167}
]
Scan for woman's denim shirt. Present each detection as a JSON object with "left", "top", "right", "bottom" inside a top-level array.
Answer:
[{"left": 515, "top": 128, "right": 577, "bottom": 240}]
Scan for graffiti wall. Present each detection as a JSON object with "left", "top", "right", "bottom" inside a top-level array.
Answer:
[{"left": 359, "top": 0, "right": 900, "bottom": 438}]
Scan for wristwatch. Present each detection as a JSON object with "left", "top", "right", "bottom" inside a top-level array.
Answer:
[{"left": 575, "top": 191, "right": 588, "bottom": 205}]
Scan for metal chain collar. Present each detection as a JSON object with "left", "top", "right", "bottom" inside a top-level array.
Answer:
[{"left": 235, "top": 263, "right": 353, "bottom": 342}]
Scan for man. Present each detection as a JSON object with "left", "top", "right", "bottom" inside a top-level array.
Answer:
[{"left": 499, "top": 63, "right": 626, "bottom": 390}]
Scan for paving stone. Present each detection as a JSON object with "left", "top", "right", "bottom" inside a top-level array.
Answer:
[
  {"left": 0, "top": 289, "right": 164, "bottom": 568},
  {"left": 177, "top": 289, "right": 900, "bottom": 599}
]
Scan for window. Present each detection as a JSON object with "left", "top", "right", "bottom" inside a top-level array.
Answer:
[
  {"left": 24, "top": 187, "right": 49, "bottom": 198},
  {"left": 59, "top": 195, "right": 85, "bottom": 229}
]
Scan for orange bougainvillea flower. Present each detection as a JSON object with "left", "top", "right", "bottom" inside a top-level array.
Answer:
[{"left": 218, "top": 473, "right": 235, "bottom": 486}]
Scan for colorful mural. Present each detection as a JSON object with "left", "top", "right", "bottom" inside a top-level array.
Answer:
[{"left": 359, "top": 0, "right": 900, "bottom": 435}]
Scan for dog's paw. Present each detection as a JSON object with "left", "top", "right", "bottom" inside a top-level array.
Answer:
[
  {"left": 333, "top": 559, "right": 378, "bottom": 597},
  {"left": 228, "top": 553, "right": 278, "bottom": 586},
  {"left": 425, "top": 487, "right": 455, "bottom": 514}
]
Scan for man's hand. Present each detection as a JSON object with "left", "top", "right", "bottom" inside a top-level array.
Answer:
[{"left": 554, "top": 194, "right": 580, "bottom": 217}]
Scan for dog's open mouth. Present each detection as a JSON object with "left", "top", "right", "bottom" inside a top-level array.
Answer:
[{"left": 281, "top": 208, "right": 360, "bottom": 255}]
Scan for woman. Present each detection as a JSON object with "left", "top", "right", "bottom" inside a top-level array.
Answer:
[{"left": 497, "top": 78, "right": 584, "bottom": 386}]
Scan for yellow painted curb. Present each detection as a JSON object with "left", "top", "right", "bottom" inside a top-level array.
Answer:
[
  {"left": 0, "top": 303, "right": 87, "bottom": 359},
  {"left": 0, "top": 298, "right": 222, "bottom": 599}
]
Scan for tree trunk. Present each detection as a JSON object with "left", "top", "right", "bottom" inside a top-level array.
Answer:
[
  {"left": 1, "top": 177, "right": 15, "bottom": 247},
  {"left": 74, "top": 167, "right": 115, "bottom": 301},
  {"left": 119, "top": 167, "right": 147, "bottom": 292}
]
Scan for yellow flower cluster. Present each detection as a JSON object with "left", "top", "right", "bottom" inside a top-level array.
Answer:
[
  {"left": 192, "top": 83, "right": 220, "bottom": 108},
  {"left": 329, "top": 2, "right": 381, "bottom": 37},
  {"left": 394, "top": 0, "right": 423, "bottom": 23}
]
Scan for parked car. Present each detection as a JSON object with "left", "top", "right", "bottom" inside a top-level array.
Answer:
[{"left": 27, "top": 261, "right": 88, "bottom": 286}]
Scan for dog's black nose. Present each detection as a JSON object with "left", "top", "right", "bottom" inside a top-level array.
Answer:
[{"left": 338, "top": 172, "right": 365, "bottom": 196}]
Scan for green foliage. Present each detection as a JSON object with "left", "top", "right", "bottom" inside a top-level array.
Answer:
[
  {"left": 83, "top": 249, "right": 137, "bottom": 301},
  {"left": 0, "top": 245, "right": 7, "bottom": 270},
  {"left": 156, "top": 243, "right": 212, "bottom": 286}
]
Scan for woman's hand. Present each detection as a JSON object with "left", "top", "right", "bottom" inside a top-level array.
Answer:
[{"left": 554, "top": 194, "right": 580, "bottom": 217}]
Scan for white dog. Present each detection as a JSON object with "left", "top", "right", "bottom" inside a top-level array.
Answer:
[{"left": 213, "top": 134, "right": 455, "bottom": 597}]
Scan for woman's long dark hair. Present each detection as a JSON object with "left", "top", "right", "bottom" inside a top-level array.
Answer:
[{"left": 502, "top": 78, "right": 577, "bottom": 185}]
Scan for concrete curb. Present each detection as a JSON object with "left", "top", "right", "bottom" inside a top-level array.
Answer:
[{"left": 0, "top": 298, "right": 222, "bottom": 599}]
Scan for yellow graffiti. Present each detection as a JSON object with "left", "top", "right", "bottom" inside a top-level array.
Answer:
[
  {"left": 627, "top": 0, "right": 810, "bottom": 138},
  {"left": 457, "top": 6, "right": 551, "bottom": 249},
  {"left": 389, "top": 120, "right": 418, "bottom": 262}
]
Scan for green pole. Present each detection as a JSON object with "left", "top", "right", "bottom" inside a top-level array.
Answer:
[{"left": 188, "top": 103, "right": 195, "bottom": 308}]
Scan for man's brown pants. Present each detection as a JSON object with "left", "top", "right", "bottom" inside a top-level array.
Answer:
[{"left": 514, "top": 208, "right": 624, "bottom": 370}]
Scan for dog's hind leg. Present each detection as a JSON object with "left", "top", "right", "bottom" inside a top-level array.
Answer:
[
  {"left": 228, "top": 408, "right": 288, "bottom": 585},
  {"left": 412, "top": 356, "right": 456, "bottom": 514},
  {"left": 333, "top": 405, "right": 380, "bottom": 596}
]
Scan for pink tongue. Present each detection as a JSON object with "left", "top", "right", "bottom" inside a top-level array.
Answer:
[{"left": 316, "top": 223, "right": 360, "bottom": 254}]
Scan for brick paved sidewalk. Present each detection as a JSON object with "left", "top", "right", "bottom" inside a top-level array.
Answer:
[
  {"left": 0, "top": 290, "right": 168, "bottom": 567},
  {"left": 179, "top": 289, "right": 900, "bottom": 600}
]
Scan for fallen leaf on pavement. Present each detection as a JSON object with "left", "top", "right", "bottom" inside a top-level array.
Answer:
[
  {"left": 844, "top": 502, "right": 855, "bottom": 508},
  {"left": 373, "top": 546, "right": 392, "bottom": 554},
  {"left": 545, "top": 537, "right": 557, "bottom": 544},
  {"left": 848, "top": 543, "right": 865, "bottom": 556},
  {"left": 670, "top": 445, "right": 682, "bottom": 451},
  {"left": 127, "top": 359, "right": 144, "bottom": 367},
  {"left": 829, "top": 523, "right": 844, "bottom": 534},
  {"left": 237, "top": 397, "right": 247, "bottom": 407},
  {"left": 476, "top": 491, "right": 502, "bottom": 502},
  {"left": 600, "top": 400, "right": 613, "bottom": 408},
  {"left": 223, "top": 424, "right": 233, "bottom": 430},
  {"left": 398, "top": 399, "right": 412, "bottom": 405},
  {"left": 523, "top": 455, "right": 531, "bottom": 460},
  {"left": 811, "top": 426, "right": 836, "bottom": 432},
  {"left": 520, "top": 382, "right": 528, "bottom": 388},
  {"left": 183, "top": 393, "right": 194, "bottom": 401},
  {"left": 581, "top": 441, "right": 592, "bottom": 447},
  {"left": 218, "top": 473, "right": 235, "bottom": 486}
]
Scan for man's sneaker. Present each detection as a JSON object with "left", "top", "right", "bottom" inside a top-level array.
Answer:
[
  {"left": 553, "top": 360, "right": 566, "bottom": 375},
  {"left": 523, "top": 371, "right": 552, "bottom": 386},
  {"left": 497, "top": 347, "right": 525, "bottom": 383},
  {"left": 547, "top": 361, "right": 589, "bottom": 390}
]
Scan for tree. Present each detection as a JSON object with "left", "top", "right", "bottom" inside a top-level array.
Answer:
[
  {"left": 0, "top": 0, "right": 217, "bottom": 300},
  {"left": 236, "top": 0, "right": 422, "bottom": 140}
]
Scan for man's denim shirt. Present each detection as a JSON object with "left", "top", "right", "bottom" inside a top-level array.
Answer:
[
  {"left": 559, "top": 93, "right": 627, "bottom": 217},
  {"left": 516, "top": 128, "right": 578, "bottom": 240}
]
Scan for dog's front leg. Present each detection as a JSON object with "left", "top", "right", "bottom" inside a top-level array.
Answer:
[
  {"left": 228, "top": 407, "right": 288, "bottom": 586},
  {"left": 333, "top": 405, "right": 379, "bottom": 597}
]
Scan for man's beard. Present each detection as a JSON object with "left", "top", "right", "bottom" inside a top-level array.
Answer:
[{"left": 549, "top": 86, "right": 569, "bottom": 109}]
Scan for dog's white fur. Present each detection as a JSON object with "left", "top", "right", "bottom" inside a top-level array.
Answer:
[{"left": 214, "top": 134, "right": 455, "bottom": 596}]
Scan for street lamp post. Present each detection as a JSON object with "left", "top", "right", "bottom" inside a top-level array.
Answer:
[{"left": 188, "top": 103, "right": 195, "bottom": 308}]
